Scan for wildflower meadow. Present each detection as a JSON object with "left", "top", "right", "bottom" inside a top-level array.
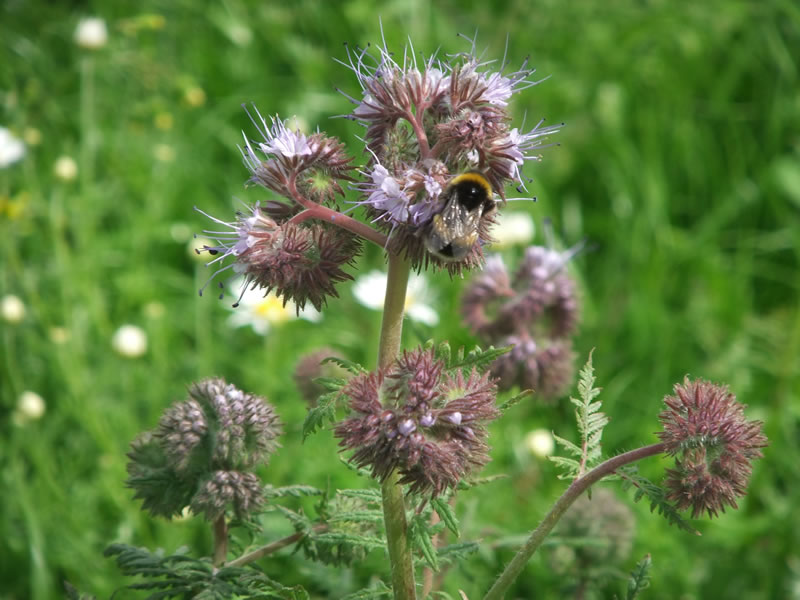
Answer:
[{"left": 1, "top": 3, "right": 798, "bottom": 599}]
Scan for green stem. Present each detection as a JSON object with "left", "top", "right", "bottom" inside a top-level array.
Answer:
[
  {"left": 377, "top": 253, "right": 416, "bottom": 600},
  {"left": 226, "top": 524, "right": 328, "bottom": 568},
  {"left": 212, "top": 516, "right": 228, "bottom": 567},
  {"left": 483, "top": 442, "right": 668, "bottom": 600}
]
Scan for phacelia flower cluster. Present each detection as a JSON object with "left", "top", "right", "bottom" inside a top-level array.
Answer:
[
  {"left": 127, "top": 378, "right": 282, "bottom": 520},
  {"left": 658, "top": 378, "right": 767, "bottom": 518},
  {"left": 197, "top": 111, "right": 362, "bottom": 313},
  {"left": 334, "top": 347, "right": 499, "bottom": 496},
  {"left": 197, "top": 32, "right": 559, "bottom": 311},
  {"left": 462, "top": 246, "right": 580, "bottom": 399},
  {"left": 343, "top": 36, "right": 560, "bottom": 272}
]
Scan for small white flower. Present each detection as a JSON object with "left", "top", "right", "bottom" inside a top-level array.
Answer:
[
  {"left": 74, "top": 17, "right": 108, "bottom": 49},
  {"left": 13, "top": 391, "right": 46, "bottom": 425},
  {"left": 0, "top": 127, "right": 26, "bottom": 168},
  {"left": 1, "top": 294, "right": 26, "bottom": 323},
  {"left": 525, "top": 428, "right": 555, "bottom": 458},
  {"left": 353, "top": 270, "right": 439, "bottom": 326},
  {"left": 53, "top": 156, "right": 78, "bottom": 181},
  {"left": 112, "top": 324, "right": 148, "bottom": 357},
  {"left": 227, "top": 279, "right": 320, "bottom": 335},
  {"left": 491, "top": 211, "right": 535, "bottom": 248}
]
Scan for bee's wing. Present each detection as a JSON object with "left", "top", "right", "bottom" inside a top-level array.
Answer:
[{"left": 437, "top": 200, "right": 482, "bottom": 242}]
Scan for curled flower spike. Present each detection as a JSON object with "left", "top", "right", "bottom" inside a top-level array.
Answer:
[
  {"left": 337, "top": 32, "right": 559, "bottom": 270},
  {"left": 461, "top": 243, "right": 581, "bottom": 399},
  {"left": 334, "top": 347, "right": 499, "bottom": 496},
  {"left": 658, "top": 378, "right": 767, "bottom": 518},
  {"left": 490, "top": 334, "right": 575, "bottom": 400},
  {"left": 241, "top": 109, "right": 354, "bottom": 203},
  {"left": 197, "top": 203, "right": 361, "bottom": 312},
  {"left": 126, "top": 378, "right": 282, "bottom": 520}
]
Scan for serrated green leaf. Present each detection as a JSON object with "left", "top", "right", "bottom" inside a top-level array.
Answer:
[
  {"left": 449, "top": 345, "right": 510, "bottom": 371},
  {"left": 321, "top": 356, "right": 368, "bottom": 375},
  {"left": 626, "top": 554, "right": 653, "bottom": 599},
  {"left": 336, "top": 488, "right": 383, "bottom": 503},
  {"left": 553, "top": 433, "right": 582, "bottom": 457},
  {"left": 498, "top": 389, "right": 534, "bottom": 412},
  {"left": 313, "top": 376, "right": 348, "bottom": 391},
  {"left": 340, "top": 580, "right": 393, "bottom": 600},
  {"left": 410, "top": 517, "right": 439, "bottom": 571},
  {"left": 302, "top": 392, "right": 339, "bottom": 441},
  {"left": 263, "top": 484, "right": 325, "bottom": 499},
  {"left": 436, "top": 341, "right": 452, "bottom": 365},
  {"left": 456, "top": 473, "right": 509, "bottom": 490},
  {"left": 431, "top": 498, "right": 460, "bottom": 537}
]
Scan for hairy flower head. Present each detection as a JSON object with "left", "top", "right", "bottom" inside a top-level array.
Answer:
[
  {"left": 197, "top": 203, "right": 361, "bottom": 312},
  {"left": 337, "top": 32, "right": 559, "bottom": 270},
  {"left": 126, "top": 378, "right": 281, "bottom": 519},
  {"left": 334, "top": 347, "right": 499, "bottom": 496},
  {"left": 490, "top": 334, "right": 575, "bottom": 399},
  {"left": 241, "top": 109, "right": 354, "bottom": 202},
  {"left": 658, "top": 378, "right": 767, "bottom": 518}
]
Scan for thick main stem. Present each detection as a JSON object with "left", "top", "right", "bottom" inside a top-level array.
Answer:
[
  {"left": 212, "top": 516, "right": 228, "bottom": 567},
  {"left": 378, "top": 253, "right": 416, "bottom": 600},
  {"left": 483, "top": 442, "right": 668, "bottom": 600}
]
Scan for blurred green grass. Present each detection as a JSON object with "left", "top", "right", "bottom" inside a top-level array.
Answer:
[{"left": 1, "top": 1, "right": 799, "bottom": 598}]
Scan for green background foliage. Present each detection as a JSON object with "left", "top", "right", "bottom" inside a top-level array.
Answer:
[{"left": 1, "top": 1, "right": 798, "bottom": 598}]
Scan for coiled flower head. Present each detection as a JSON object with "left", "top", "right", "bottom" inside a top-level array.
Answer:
[
  {"left": 658, "top": 378, "right": 767, "bottom": 518},
  {"left": 490, "top": 334, "right": 575, "bottom": 400},
  {"left": 198, "top": 203, "right": 361, "bottom": 312},
  {"left": 339, "top": 33, "right": 560, "bottom": 271},
  {"left": 334, "top": 347, "right": 499, "bottom": 496},
  {"left": 127, "top": 378, "right": 282, "bottom": 520},
  {"left": 461, "top": 243, "right": 581, "bottom": 399}
]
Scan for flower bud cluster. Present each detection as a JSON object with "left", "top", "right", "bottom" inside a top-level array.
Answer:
[
  {"left": 657, "top": 378, "right": 767, "bottom": 518},
  {"left": 198, "top": 111, "right": 361, "bottom": 312},
  {"left": 462, "top": 247, "right": 579, "bottom": 399},
  {"left": 334, "top": 347, "right": 499, "bottom": 496},
  {"left": 127, "top": 378, "right": 282, "bottom": 520},
  {"left": 343, "top": 37, "right": 560, "bottom": 272}
]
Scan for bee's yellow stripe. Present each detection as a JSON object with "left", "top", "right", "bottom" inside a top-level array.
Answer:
[{"left": 449, "top": 171, "right": 493, "bottom": 196}]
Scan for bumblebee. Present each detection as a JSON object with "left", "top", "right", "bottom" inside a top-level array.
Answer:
[{"left": 424, "top": 171, "right": 495, "bottom": 262}]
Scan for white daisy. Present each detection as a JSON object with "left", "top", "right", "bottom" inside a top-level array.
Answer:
[
  {"left": 0, "top": 127, "right": 26, "bottom": 168},
  {"left": 74, "top": 17, "right": 108, "bottom": 49},
  {"left": 353, "top": 270, "right": 439, "bottom": 326},
  {"left": 226, "top": 279, "right": 321, "bottom": 335},
  {"left": 112, "top": 324, "right": 148, "bottom": 358}
]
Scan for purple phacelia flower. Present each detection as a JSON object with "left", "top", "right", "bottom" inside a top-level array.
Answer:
[
  {"left": 658, "top": 378, "right": 767, "bottom": 518},
  {"left": 334, "top": 347, "right": 499, "bottom": 496},
  {"left": 241, "top": 109, "right": 354, "bottom": 202},
  {"left": 197, "top": 203, "right": 361, "bottom": 312},
  {"left": 461, "top": 243, "right": 581, "bottom": 399},
  {"left": 490, "top": 334, "right": 575, "bottom": 400}
]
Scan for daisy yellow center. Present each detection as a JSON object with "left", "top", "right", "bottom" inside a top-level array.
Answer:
[{"left": 253, "top": 295, "right": 293, "bottom": 324}]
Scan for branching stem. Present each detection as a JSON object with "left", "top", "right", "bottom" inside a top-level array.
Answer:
[
  {"left": 483, "top": 442, "right": 668, "bottom": 600},
  {"left": 286, "top": 177, "right": 389, "bottom": 249},
  {"left": 226, "top": 524, "right": 329, "bottom": 568}
]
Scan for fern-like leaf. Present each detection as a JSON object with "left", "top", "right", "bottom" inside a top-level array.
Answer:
[
  {"left": 617, "top": 466, "right": 700, "bottom": 535},
  {"left": 626, "top": 554, "right": 653, "bottom": 599},
  {"left": 551, "top": 351, "right": 609, "bottom": 479}
]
